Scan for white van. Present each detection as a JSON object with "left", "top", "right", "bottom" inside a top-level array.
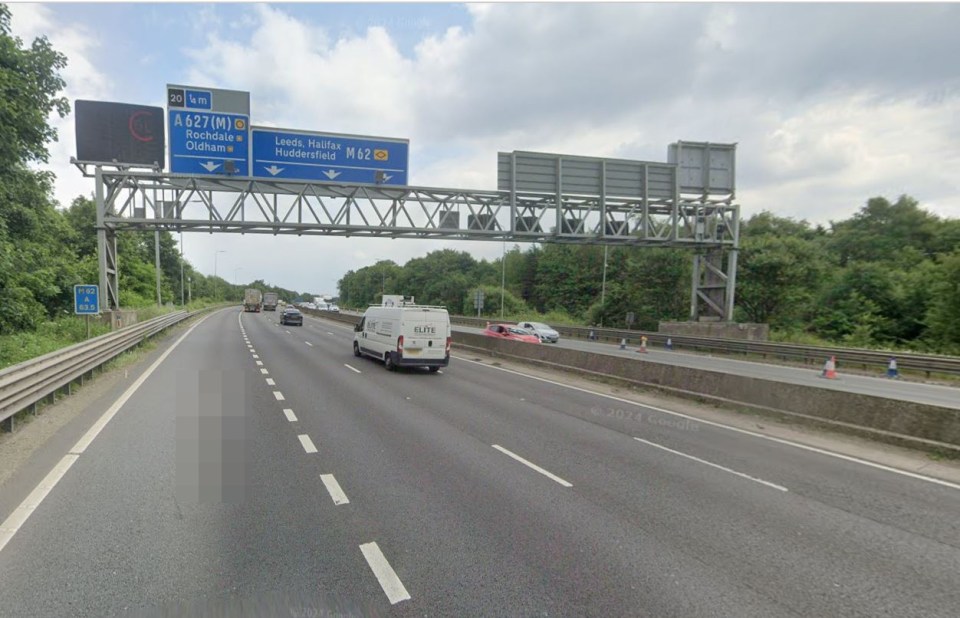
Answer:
[{"left": 353, "top": 303, "right": 451, "bottom": 371}]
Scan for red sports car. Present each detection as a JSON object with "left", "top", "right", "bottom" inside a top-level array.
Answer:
[{"left": 483, "top": 323, "right": 541, "bottom": 343}]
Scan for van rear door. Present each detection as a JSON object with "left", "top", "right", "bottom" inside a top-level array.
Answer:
[{"left": 401, "top": 310, "right": 449, "bottom": 360}]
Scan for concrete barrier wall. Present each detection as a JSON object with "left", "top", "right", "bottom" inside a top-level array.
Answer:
[
  {"left": 303, "top": 309, "right": 960, "bottom": 450},
  {"left": 658, "top": 321, "right": 769, "bottom": 342},
  {"left": 453, "top": 331, "right": 960, "bottom": 450}
]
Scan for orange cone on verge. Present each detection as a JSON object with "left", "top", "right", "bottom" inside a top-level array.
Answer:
[
  {"left": 821, "top": 356, "right": 838, "bottom": 379},
  {"left": 637, "top": 335, "right": 649, "bottom": 354}
]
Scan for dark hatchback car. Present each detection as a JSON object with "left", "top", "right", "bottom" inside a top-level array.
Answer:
[{"left": 280, "top": 307, "right": 303, "bottom": 326}]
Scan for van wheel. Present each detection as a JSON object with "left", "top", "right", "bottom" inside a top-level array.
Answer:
[
  {"left": 384, "top": 353, "right": 396, "bottom": 371},
  {"left": 353, "top": 342, "right": 361, "bottom": 357},
  {"left": 429, "top": 366, "right": 440, "bottom": 373}
]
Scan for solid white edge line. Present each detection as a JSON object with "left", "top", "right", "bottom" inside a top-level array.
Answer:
[
  {"left": 273, "top": 391, "right": 285, "bottom": 401},
  {"left": 359, "top": 542, "right": 411, "bottom": 604},
  {"left": 1, "top": 308, "right": 221, "bottom": 554},
  {"left": 344, "top": 364, "right": 362, "bottom": 374},
  {"left": 283, "top": 408, "right": 297, "bottom": 422},
  {"left": 319, "top": 474, "right": 350, "bottom": 505},
  {"left": 492, "top": 444, "right": 573, "bottom": 487},
  {"left": 455, "top": 356, "right": 960, "bottom": 492},
  {"left": 0, "top": 454, "right": 78, "bottom": 553},
  {"left": 266, "top": 378, "right": 275, "bottom": 386},
  {"left": 634, "top": 437, "right": 788, "bottom": 492},
  {"left": 298, "top": 434, "right": 317, "bottom": 453},
  {"left": 72, "top": 311, "right": 218, "bottom": 454}
]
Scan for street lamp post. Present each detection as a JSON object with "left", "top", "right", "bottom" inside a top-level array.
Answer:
[
  {"left": 180, "top": 232, "right": 185, "bottom": 306},
  {"left": 214, "top": 250, "right": 226, "bottom": 299},
  {"left": 500, "top": 241, "right": 506, "bottom": 319},
  {"left": 600, "top": 245, "right": 608, "bottom": 327}
]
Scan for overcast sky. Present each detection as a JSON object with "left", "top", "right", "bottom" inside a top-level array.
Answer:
[{"left": 10, "top": 2, "right": 960, "bottom": 295}]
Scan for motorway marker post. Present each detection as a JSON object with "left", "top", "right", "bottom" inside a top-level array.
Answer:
[
  {"left": 619, "top": 338, "right": 627, "bottom": 350},
  {"left": 665, "top": 337, "right": 673, "bottom": 350}
]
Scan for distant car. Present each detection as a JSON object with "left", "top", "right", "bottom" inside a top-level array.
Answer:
[
  {"left": 483, "top": 323, "right": 540, "bottom": 343},
  {"left": 518, "top": 321, "right": 560, "bottom": 343},
  {"left": 327, "top": 304, "right": 340, "bottom": 313},
  {"left": 280, "top": 307, "right": 303, "bottom": 326}
]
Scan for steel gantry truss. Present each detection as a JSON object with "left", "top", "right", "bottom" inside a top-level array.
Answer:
[{"left": 85, "top": 164, "right": 739, "bottom": 320}]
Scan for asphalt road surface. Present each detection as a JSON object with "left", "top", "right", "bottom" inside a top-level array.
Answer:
[
  {"left": 1, "top": 307, "right": 958, "bottom": 616},
  {"left": 454, "top": 325, "right": 960, "bottom": 410}
]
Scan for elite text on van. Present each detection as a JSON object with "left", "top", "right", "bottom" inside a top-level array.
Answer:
[{"left": 353, "top": 304, "right": 451, "bottom": 372}]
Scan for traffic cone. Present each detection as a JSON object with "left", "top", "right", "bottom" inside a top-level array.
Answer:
[
  {"left": 666, "top": 337, "right": 673, "bottom": 350},
  {"left": 820, "top": 356, "right": 838, "bottom": 379},
  {"left": 637, "top": 336, "right": 649, "bottom": 354},
  {"left": 886, "top": 357, "right": 899, "bottom": 379},
  {"left": 619, "top": 338, "right": 627, "bottom": 350}
]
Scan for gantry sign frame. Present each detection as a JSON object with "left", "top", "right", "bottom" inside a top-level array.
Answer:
[{"left": 79, "top": 141, "right": 740, "bottom": 322}]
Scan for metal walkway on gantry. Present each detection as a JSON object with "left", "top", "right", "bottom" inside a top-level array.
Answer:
[{"left": 79, "top": 145, "right": 740, "bottom": 322}]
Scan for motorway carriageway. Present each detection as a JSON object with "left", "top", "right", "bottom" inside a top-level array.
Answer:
[
  {"left": 453, "top": 324, "right": 960, "bottom": 410},
  {"left": 0, "top": 307, "right": 958, "bottom": 616}
]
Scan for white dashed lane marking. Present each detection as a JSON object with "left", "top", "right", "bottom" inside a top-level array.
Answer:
[
  {"left": 298, "top": 434, "right": 317, "bottom": 453},
  {"left": 320, "top": 474, "right": 350, "bottom": 505},
  {"left": 492, "top": 444, "right": 573, "bottom": 488},
  {"left": 360, "top": 542, "right": 411, "bottom": 605}
]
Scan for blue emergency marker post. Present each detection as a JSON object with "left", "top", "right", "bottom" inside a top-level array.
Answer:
[{"left": 74, "top": 284, "right": 99, "bottom": 338}]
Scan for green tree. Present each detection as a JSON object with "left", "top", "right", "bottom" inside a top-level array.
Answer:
[
  {"left": 925, "top": 252, "right": 960, "bottom": 350},
  {"left": 0, "top": 5, "right": 72, "bottom": 332},
  {"left": 735, "top": 235, "right": 826, "bottom": 327}
]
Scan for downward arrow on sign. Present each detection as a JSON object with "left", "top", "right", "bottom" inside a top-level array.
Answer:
[
  {"left": 200, "top": 161, "right": 221, "bottom": 172},
  {"left": 265, "top": 165, "right": 284, "bottom": 176},
  {"left": 323, "top": 170, "right": 341, "bottom": 180}
]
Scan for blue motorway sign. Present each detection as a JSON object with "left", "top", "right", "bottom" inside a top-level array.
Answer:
[
  {"left": 167, "top": 85, "right": 250, "bottom": 176},
  {"left": 251, "top": 127, "right": 408, "bottom": 185},
  {"left": 74, "top": 284, "right": 100, "bottom": 315},
  {"left": 168, "top": 109, "right": 249, "bottom": 175}
]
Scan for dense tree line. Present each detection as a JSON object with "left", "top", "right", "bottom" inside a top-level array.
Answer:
[
  {"left": 339, "top": 197, "right": 960, "bottom": 352},
  {"left": 0, "top": 7, "right": 305, "bottom": 336}
]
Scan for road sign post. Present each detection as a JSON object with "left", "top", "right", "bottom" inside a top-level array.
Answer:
[
  {"left": 474, "top": 289, "right": 485, "bottom": 317},
  {"left": 251, "top": 127, "right": 408, "bottom": 185},
  {"left": 74, "top": 285, "right": 100, "bottom": 338}
]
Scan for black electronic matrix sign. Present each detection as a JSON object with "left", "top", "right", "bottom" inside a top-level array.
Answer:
[{"left": 75, "top": 100, "right": 165, "bottom": 168}]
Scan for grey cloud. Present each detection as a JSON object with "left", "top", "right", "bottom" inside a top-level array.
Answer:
[{"left": 411, "top": 3, "right": 960, "bottom": 142}]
